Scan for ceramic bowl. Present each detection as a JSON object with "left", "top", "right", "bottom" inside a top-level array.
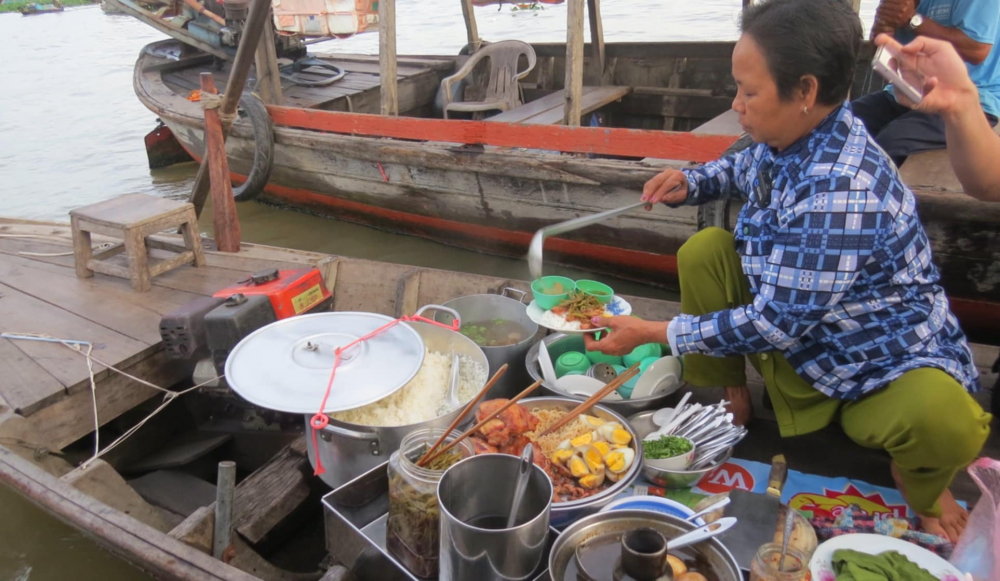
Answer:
[
  {"left": 644, "top": 436, "right": 696, "bottom": 470},
  {"left": 575, "top": 279, "right": 614, "bottom": 304}
]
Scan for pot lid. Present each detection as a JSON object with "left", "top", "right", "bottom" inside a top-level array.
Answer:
[{"left": 225, "top": 312, "right": 425, "bottom": 414}]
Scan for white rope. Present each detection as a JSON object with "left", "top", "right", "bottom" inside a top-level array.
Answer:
[
  {"left": 0, "top": 234, "right": 115, "bottom": 257},
  {"left": 2, "top": 332, "right": 222, "bottom": 468}
]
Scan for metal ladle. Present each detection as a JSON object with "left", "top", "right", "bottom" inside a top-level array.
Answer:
[
  {"left": 528, "top": 201, "right": 652, "bottom": 280},
  {"left": 506, "top": 443, "right": 534, "bottom": 528},
  {"left": 441, "top": 354, "right": 461, "bottom": 414}
]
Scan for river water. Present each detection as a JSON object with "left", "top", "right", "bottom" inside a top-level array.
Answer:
[{"left": 0, "top": 2, "right": 876, "bottom": 579}]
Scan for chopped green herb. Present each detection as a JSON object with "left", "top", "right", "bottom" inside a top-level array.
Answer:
[{"left": 642, "top": 435, "right": 693, "bottom": 460}]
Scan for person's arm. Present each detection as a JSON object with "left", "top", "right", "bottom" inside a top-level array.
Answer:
[
  {"left": 641, "top": 146, "right": 757, "bottom": 210},
  {"left": 877, "top": 35, "right": 1000, "bottom": 202},
  {"left": 912, "top": 19, "right": 992, "bottom": 65},
  {"left": 670, "top": 177, "right": 889, "bottom": 357}
]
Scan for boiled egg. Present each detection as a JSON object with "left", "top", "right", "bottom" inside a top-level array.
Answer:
[
  {"left": 576, "top": 444, "right": 605, "bottom": 472},
  {"left": 551, "top": 448, "right": 574, "bottom": 466},
  {"left": 570, "top": 431, "right": 596, "bottom": 447},
  {"left": 597, "top": 422, "right": 632, "bottom": 446},
  {"left": 604, "top": 447, "right": 635, "bottom": 474},
  {"left": 592, "top": 441, "right": 611, "bottom": 457},
  {"left": 579, "top": 469, "right": 606, "bottom": 489},
  {"left": 568, "top": 454, "right": 591, "bottom": 478},
  {"left": 578, "top": 415, "right": 606, "bottom": 429}
]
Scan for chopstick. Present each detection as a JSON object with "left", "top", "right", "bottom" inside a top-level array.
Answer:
[
  {"left": 536, "top": 362, "right": 641, "bottom": 438},
  {"left": 419, "top": 378, "right": 545, "bottom": 467},
  {"left": 416, "top": 363, "right": 508, "bottom": 467}
]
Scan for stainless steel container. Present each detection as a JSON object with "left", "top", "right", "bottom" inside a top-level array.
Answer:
[
  {"left": 438, "top": 454, "right": 552, "bottom": 580},
  {"left": 548, "top": 510, "right": 742, "bottom": 581},
  {"left": 628, "top": 410, "right": 735, "bottom": 489},
  {"left": 306, "top": 306, "right": 489, "bottom": 489},
  {"left": 525, "top": 334, "right": 679, "bottom": 417},
  {"left": 519, "top": 397, "right": 642, "bottom": 528},
  {"left": 434, "top": 288, "right": 541, "bottom": 400}
]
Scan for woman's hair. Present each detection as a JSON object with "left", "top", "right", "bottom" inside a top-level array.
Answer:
[{"left": 740, "top": 0, "right": 862, "bottom": 105}]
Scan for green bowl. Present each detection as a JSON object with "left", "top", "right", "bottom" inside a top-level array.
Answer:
[
  {"left": 612, "top": 364, "right": 640, "bottom": 399},
  {"left": 624, "top": 343, "right": 662, "bottom": 368},
  {"left": 531, "top": 276, "right": 576, "bottom": 310},
  {"left": 575, "top": 279, "right": 614, "bottom": 304},
  {"left": 585, "top": 330, "right": 624, "bottom": 365},
  {"left": 555, "top": 351, "right": 591, "bottom": 378}
]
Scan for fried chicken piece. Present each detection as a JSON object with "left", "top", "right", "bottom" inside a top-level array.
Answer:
[
  {"left": 475, "top": 399, "right": 539, "bottom": 448},
  {"left": 471, "top": 437, "right": 498, "bottom": 455}
]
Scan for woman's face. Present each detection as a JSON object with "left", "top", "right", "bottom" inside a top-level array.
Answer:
[{"left": 731, "top": 34, "right": 813, "bottom": 150}]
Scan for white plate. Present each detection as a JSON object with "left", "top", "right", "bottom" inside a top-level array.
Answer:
[
  {"left": 809, "top": 534, "right": 964, "bottom": 581},
  {"left": 526, "top": 296, "right": 633, "bottom": 334},
  {"left": 600, "top": 496, "right": 705, "bottom": 526}
]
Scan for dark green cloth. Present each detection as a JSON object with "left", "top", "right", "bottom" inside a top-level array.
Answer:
[{"left": 832, "top": 549, "right": 938, "bottom": 581}]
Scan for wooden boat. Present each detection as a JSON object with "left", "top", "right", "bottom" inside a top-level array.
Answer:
[
  {"left": 0, "top": 218, "right": 996, "bottom": 580},
  {"left": 18, "top": 0, "right": 63, "bottom": 14},
  {"left": 116, "top": 0, "right": 1000, "bottom": 342}
]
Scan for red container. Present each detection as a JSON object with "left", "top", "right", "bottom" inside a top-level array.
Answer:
[{"left": 213, "top": 267, "right": 331, "bottom": 320}]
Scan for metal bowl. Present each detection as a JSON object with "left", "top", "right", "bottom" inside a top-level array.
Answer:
[
  {"left": 519, "top": 397, "right": 643, "bottom": 528},
  {"left": 525, "top": 334, "right": 681, "bottom": 416},
  {"left": 548, "top": 509, "right": 742, "bottom": 581},
  {"left": 628, "top": 410, "right": 734, "bottom": 489}
]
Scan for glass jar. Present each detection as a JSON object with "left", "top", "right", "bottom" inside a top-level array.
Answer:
[
  {"left": 386, "top": 427, "right": 475, "bottom": 579},
  {"left": 749, "top": 543, "right": 809, "bottom": 581}
]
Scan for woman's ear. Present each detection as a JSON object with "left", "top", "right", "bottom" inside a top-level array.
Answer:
[{"left": 798, "top": 74, "right": 820, "bottom": 109}]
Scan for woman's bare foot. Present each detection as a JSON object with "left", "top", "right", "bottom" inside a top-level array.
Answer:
[
  {"left": 891, "top": 462, "right": 969, "bottom": 544},
  {"left": 725, "top": 385, "right": 754, "bottom": 426}
]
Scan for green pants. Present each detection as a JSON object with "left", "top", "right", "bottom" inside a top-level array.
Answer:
[{"left": 677, "top": 228, "right": 991, "bottom": 516}]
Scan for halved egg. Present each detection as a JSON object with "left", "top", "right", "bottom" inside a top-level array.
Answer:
[
  {"left": 570, "top": 431, "right": 595, "bottom": 447},
  {"left": 598, "top": 422, "right": 632, "bottom": 446},
  {"left": 578, "top": 415, "right": 606, "bottom": 429},
  {"left": 592, "top": 441, "right": 611, "bottom": 457},
  {"left": 551, "top": 448, "right": 574, "bottom": 466},
  {"left": 568, "top": 454, "right": 590, "bottom": 478},
  {"left": 579, "top": 469, "right": 606, "bottom": 489},
  {"left": 576, "top": 444, "right": 605, "bottom": 472},
  {"left": 604, "top": 447, "right": 636, "bottom": 474}
]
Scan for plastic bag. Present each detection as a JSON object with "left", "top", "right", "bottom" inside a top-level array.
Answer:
[{"left": 949, "top": 457, "right": 1000, "bottom": 581}]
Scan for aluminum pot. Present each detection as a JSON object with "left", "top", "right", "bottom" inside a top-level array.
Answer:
[
  {"left": 519, "top": 397, "right": 642, "bottom": 528},
  {"left": 525, "top": 334, "right": 680, "bottom": 417},
  {"left": 433, "top": 287, "right": 541, "bottom": 400},
  {"left": 548, "top": 509, "right": 741, "bottom": 581},
  {"left": 305, "top": 305, "right": 489, "bottom": 489}
]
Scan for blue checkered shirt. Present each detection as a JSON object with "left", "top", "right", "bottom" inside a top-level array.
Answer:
[{"left": 672, "top": 105, "right": 979, "bottom": 399}]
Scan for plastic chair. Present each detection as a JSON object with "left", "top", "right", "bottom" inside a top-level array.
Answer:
[{"left": 439, "top": 40, "right": 537, "bottom": 119}]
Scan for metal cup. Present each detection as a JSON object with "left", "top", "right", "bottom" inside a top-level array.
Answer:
[{"left": 437, "top": 454, "right": 553, "bottom": 580}]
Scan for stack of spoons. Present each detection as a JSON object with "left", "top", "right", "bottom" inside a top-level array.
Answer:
[{"left": 644, "top": 393, "right": 748, "bottom": 470}]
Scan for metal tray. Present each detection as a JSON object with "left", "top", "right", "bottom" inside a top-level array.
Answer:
[{"left": 322, "top": 461, "right": 557, "bottom": 581}]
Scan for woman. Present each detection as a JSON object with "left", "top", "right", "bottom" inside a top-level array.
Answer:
[{"left": 585, "top": 0, "right": 990, "bottom": 543}]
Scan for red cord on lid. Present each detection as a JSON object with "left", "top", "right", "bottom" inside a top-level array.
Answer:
[{"left": 308, "top": 314, "right": 459, "bottom": 476}]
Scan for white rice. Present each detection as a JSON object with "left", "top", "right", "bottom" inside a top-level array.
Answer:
[
  {"left": 540, "top": 309, "right": 582, "bottom": 331},
  {"left": 328, "top": 349, "right": 487, "bottom": 427}
]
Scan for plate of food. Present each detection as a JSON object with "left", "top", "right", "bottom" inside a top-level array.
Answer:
[
  {"left": 527, "top": 276, "right": 632, "bottom": 334},
  {"left": 809, "top": 534, "right": 964, "bottom": 581}
]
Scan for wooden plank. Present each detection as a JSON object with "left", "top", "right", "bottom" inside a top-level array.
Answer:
[
  {"left": 254, "top": 19, "right": 283, "bottom": 105},
  {"left": 564, "top": 0, "right": 585, "bottom": 126},
  {"left": 460, "top": 0, "right": 480, "bottom": 50},
  {"left": 0, "top": 338, "right": 65, "bottom": 416},
  {"left": 0, "top": 281, "right": 152, "bottom": 394},
  {"left": 379, "top": 0, "right": 398, "bottom": 116},
  {"left": 201, "top": 73, "right": 242, "bottom": 253},
  {"left": 70, "top": 194, "right": 191, "bottom": 230},
  {"left": 587, "top": 0, "right": 605, "bottom": 82},
  {"left": 25, "top": 349, "right": 190, "bottom": 450},
  {"left": 63, "top": 459, "right": 177, "bottom": 533},
  {"left": 522, "top": 85, "right": 630, "bottom": 125},
  {"left": 266, "top": 105, "right": 739, "bottom": 162},
  {"left": 692, "top": 109, "right": 743, "bottom": 136},
  {"left": 130, "top": 469, "right": 218, "bottom": 517},
  {"left": 0, "top": 446, "right": 260, "bottom": 581}
]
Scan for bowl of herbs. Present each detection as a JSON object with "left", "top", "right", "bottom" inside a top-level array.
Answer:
[{"left": 641, "top": 434, "right": 696, "bottom": 471}]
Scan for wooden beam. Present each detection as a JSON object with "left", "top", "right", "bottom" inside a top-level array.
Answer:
[
  {"left": 200, "top": 73, "right": 242, "bottom": 253},
  {"left": 266, "top": 106, "right": 738, "bottom": 162},
  {"left": 564, "top": 0, "right": 585, "bottom": 126},
  {"left": 586, "top": 0, "right": 605, "bottom": 83},
  {"left": 460, "top": 0, "right": 480, "bottom": 51},
  {"left": 253, "top": 17, "right": 283, "bottom": 105},
  {"left": 379, "top": 0, "right": 398, "bottom": 116}
]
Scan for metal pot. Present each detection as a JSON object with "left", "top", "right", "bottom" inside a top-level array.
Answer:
[
  {"left": 306, "top": 305, "right": 489, "bottom": 489},
  {"left": 526, "top": 334, "right": 679, "bottom": 417},
  {"left": 519, "top": 397, "right": 642, "bottom": 528},
  {"left": 434, "top": 288, "right": 541, "bottom": 400},
  {"left": 548, "top": 510, "right": 741, "bottom": 581}
]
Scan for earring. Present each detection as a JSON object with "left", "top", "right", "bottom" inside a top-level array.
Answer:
[{"left": 803, "top": 106, "right": 809, "bottom": 114}]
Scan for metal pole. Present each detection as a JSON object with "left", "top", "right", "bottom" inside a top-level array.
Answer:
[
  {"left": 213, "top": 461, "right": 237, "bottom": 559},
  {"left": 188, "top": 0, "right": 275, "bottom": 217}
]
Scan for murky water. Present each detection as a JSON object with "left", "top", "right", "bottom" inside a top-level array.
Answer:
[{"left": 0, "top": 2, "right": 877, "bottom": 579}]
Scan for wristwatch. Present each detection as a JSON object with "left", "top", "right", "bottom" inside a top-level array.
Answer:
[{"left": 909, "top": 13, "right": 924, "bottom": 30}]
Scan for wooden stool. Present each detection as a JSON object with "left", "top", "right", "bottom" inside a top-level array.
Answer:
[{"left": 70, "top": 193, "right": 206, "bottom": 292}]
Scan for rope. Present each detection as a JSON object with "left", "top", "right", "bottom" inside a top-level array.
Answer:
[
  {"left": 308, "top": 313, "right": 460, "bottom": 476},
  {"left": 2, "top": 332, "right": 222, "bottom": 469},
  {"left": 200, "top": 92, "right": 238, "bottom": 126},
  {"left": 0, "top": 233, "right": 115, "bottom": 257}
]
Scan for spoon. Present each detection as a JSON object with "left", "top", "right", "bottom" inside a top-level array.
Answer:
[
  {"left": 778, "top": 505, "right": 796, "bottom": 571},
  {"left": 506, "top": 443, "right": 534, "bottom": 528},
  {"left": 685, "top": 497, "right": 731, "bottom": 522},
  {"left": 653, "top": 392, "right": 692, "bottom": 427},
  {"left": 666, "top": 517, "right": 738, "bottom": 551},
  {"left": 537, "top": 341, "right": 558, "bottom": 385},
  {"left": 528, "top": 201, "right": 651, "bottom": 279},
  {"left": 442, "top": 354, "right": 462, "bottom": 413}
]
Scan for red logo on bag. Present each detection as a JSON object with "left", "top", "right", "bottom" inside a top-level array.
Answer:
[{"left": 697, "top": 462, "right": 755, "bottom": 494}]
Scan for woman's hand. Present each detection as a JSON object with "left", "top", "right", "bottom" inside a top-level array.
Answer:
[
  {"left": 641, "top": 168, "right": 689, "bottom": 207},
  {"left": 875, "top": 34, "right": 980, "bottom": 118},
  {"left": 582, "top": 317, "right": 669, "bottom": 356}
]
